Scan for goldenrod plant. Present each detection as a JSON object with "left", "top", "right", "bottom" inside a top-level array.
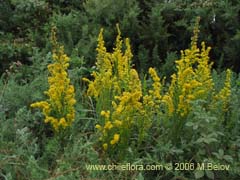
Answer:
[
  {"left": 83, "top": 25, "right": 158, "bottom": 159},
  {"left": 31, "top": 27, "right": 76, "bottom": 132},
  {"left": 161, "top": 17, "right": 232, "bottom": 142},
  {"left": 84, "top": 19, "right": 233, "bottom": 159},
  {"left": 162, "top": 17, "right": 213, "bottom": 118}
]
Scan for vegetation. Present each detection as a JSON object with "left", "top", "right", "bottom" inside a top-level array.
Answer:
[{"left": 0, "top": 0, "right": 240, "bottom": 179}]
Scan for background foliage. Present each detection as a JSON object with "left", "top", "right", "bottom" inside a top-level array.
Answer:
[{"left": 0, "top": 0, "right": 240, "bottom": 179}]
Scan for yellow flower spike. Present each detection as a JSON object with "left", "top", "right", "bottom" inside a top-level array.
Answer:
[
  {"left": 162, "top": 95, "right": 174, "bottom": 116},
  {"left": 164, "top": 17, "right": 216, "bottom": 117},
  {"left": 96, "top": 28, "right": 107, "bottom": 60},
  {"left": 146, "top": 67, "right": 162, "bottom": 110},
  {"left": 30, "top": 27, "right": 76, "bottom": 132},
  {"left": 214, "top": 69, "right": 232, "bottom": 111}
]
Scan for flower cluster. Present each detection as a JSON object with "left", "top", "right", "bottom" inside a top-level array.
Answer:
[
  {"left": 163, "top": 17, "right": 214, "bottom": 117},
  {"left": 142, "top": 67, "right": 163, "bottom": 126},
  {"left": 148, "top": 68, "right": 162, "bottom": 103},
  {"left": 214, "top": 69, "right": 232, "bottom": 111},
  {"left": 31, "top": 27, "right": 76, "bottom": 132},
  {"left": 84, "top": 25, "right": 151, "bottom": 154}
]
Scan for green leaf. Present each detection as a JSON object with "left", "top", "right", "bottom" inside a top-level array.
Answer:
[
  {"left": 205, "top": 170, "right": 214, "bottom": 179},
  {"left": 204, "top": 137, "right": 218, "bottom": 144},
  {"left": 223, "top": 155, "right": 233, "bottom": 162},
  {"left": 194, "top": 170, "right": 204, "bottom": 179},
  {"left": 135, "top": 172, "right": 144, "bottom": 180},
  {"left": 219, "top": 149, "right": 224, "bottom": 157},
  {"left": 186, "top": 122, "right": 194, "bottom": 127}
]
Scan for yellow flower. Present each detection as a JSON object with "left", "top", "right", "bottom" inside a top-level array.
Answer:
[
  {"left": 59, "top": 118, "right": 67, "bottom": 128},
  {"left": 114, "top": 120, "right": 122, "bottom": 127},
  {"left": 100, "top": 110, "right": 110, "bottom": 119},
  {"left": 184, "top": 83, "right": 191, "bottom": 90},
  {"left": 103, "top": 143, "right": 108, "bottom": 151},
  {"left": 82, "top": 77, "right": 90, "bottom": 82},
  {"left": 110, "top": 134, "right": 120, "bottom": 145},
  {"left": 104, "top": 121, "right": 113, "bottom": 130},
  {"left": 44, "top": 116, "right": 55, "bottom": 124},
  {"left": 100, "top": 110, "right": 105, "bottom": 116},
  {"left": 95, "top": 124, "right": 102, "bottom": 130}
]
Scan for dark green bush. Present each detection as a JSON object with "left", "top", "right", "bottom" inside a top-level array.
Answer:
[{"left": 1, "top": 0, "right": 239, "bottom": 74}]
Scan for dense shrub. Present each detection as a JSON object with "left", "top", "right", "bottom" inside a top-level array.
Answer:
[
  {"left": 1, "top": 0, "right": 240, "bottom": 74},
  {"left": 1, "top": 1, "right": 240, "bottom": 179}
]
